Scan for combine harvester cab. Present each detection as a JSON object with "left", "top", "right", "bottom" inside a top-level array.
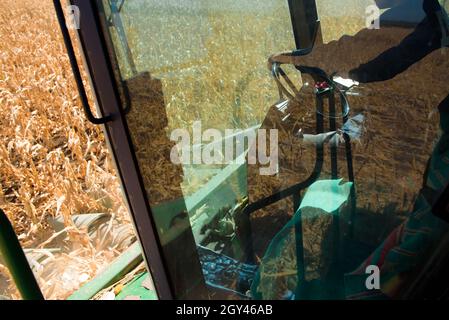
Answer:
[{"left": 2, "top": 0, "right": 449, "bottom": 300}]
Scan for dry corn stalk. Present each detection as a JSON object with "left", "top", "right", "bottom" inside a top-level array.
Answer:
[{"left": 0, "top": 0, "right": 133, "bottom": 300}]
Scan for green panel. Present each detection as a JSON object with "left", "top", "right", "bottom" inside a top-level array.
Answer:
[
  {"left": 116, "top": 273, "right": 157, "bottom": 300},
  {"left": 186, "top": 160, "right": 247, "bottom": 243},
  {"left": 152, "top": 159, "right": 247, "bottom": 236},
  {"left": 251, "top": 180, "right": 354, "bottom": 300},
  {"left": 68, "top": 242, "right": 143, "bottom": 300}
]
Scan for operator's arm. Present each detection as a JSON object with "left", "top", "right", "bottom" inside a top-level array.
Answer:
[{"left": 349, "top": 16, "right": 442, "bottom": 83}]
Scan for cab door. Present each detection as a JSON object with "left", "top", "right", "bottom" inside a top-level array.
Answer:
[
  {"left": 63, "top": 0, "right": 449, "bottom": 300},
  {"left": 66, "top": 0, "right": 297, "bottom": 300}
]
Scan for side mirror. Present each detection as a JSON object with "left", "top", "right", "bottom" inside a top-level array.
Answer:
[{"left": 288, "top": 0, "right": 321, "bottom": 51}]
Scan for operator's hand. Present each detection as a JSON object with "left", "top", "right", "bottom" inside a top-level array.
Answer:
[{"left": 347, "top": 67, "right": 370, "bottom": 83}]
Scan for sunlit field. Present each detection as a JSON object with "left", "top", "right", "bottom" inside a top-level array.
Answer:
[{"left": 0, "top": 0, "right": 133, "bottom": 299}]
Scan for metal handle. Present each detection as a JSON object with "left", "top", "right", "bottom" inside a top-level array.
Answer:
[
  {"left": 0, "top": 209, "right": 44, "bottom": 300},
  {"left": 54, "top": 0, "right": 114, "bottom": 125}
]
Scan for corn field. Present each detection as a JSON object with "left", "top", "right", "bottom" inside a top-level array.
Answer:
[{"left": 0, "top": 0, "right": 134, "bottom": 299}]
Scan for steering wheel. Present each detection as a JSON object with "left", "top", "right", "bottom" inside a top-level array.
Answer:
[{"left": 268, "top": 50, "right": 351, "bottom": 119}]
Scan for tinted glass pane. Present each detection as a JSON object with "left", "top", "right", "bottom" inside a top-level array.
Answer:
[{"left": 96, "top": 0, "right": 449, "bottom": 299}]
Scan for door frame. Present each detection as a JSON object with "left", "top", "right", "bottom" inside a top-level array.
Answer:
[{"left": 65, "top": 0, "right": 208, "bottom": 300}]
